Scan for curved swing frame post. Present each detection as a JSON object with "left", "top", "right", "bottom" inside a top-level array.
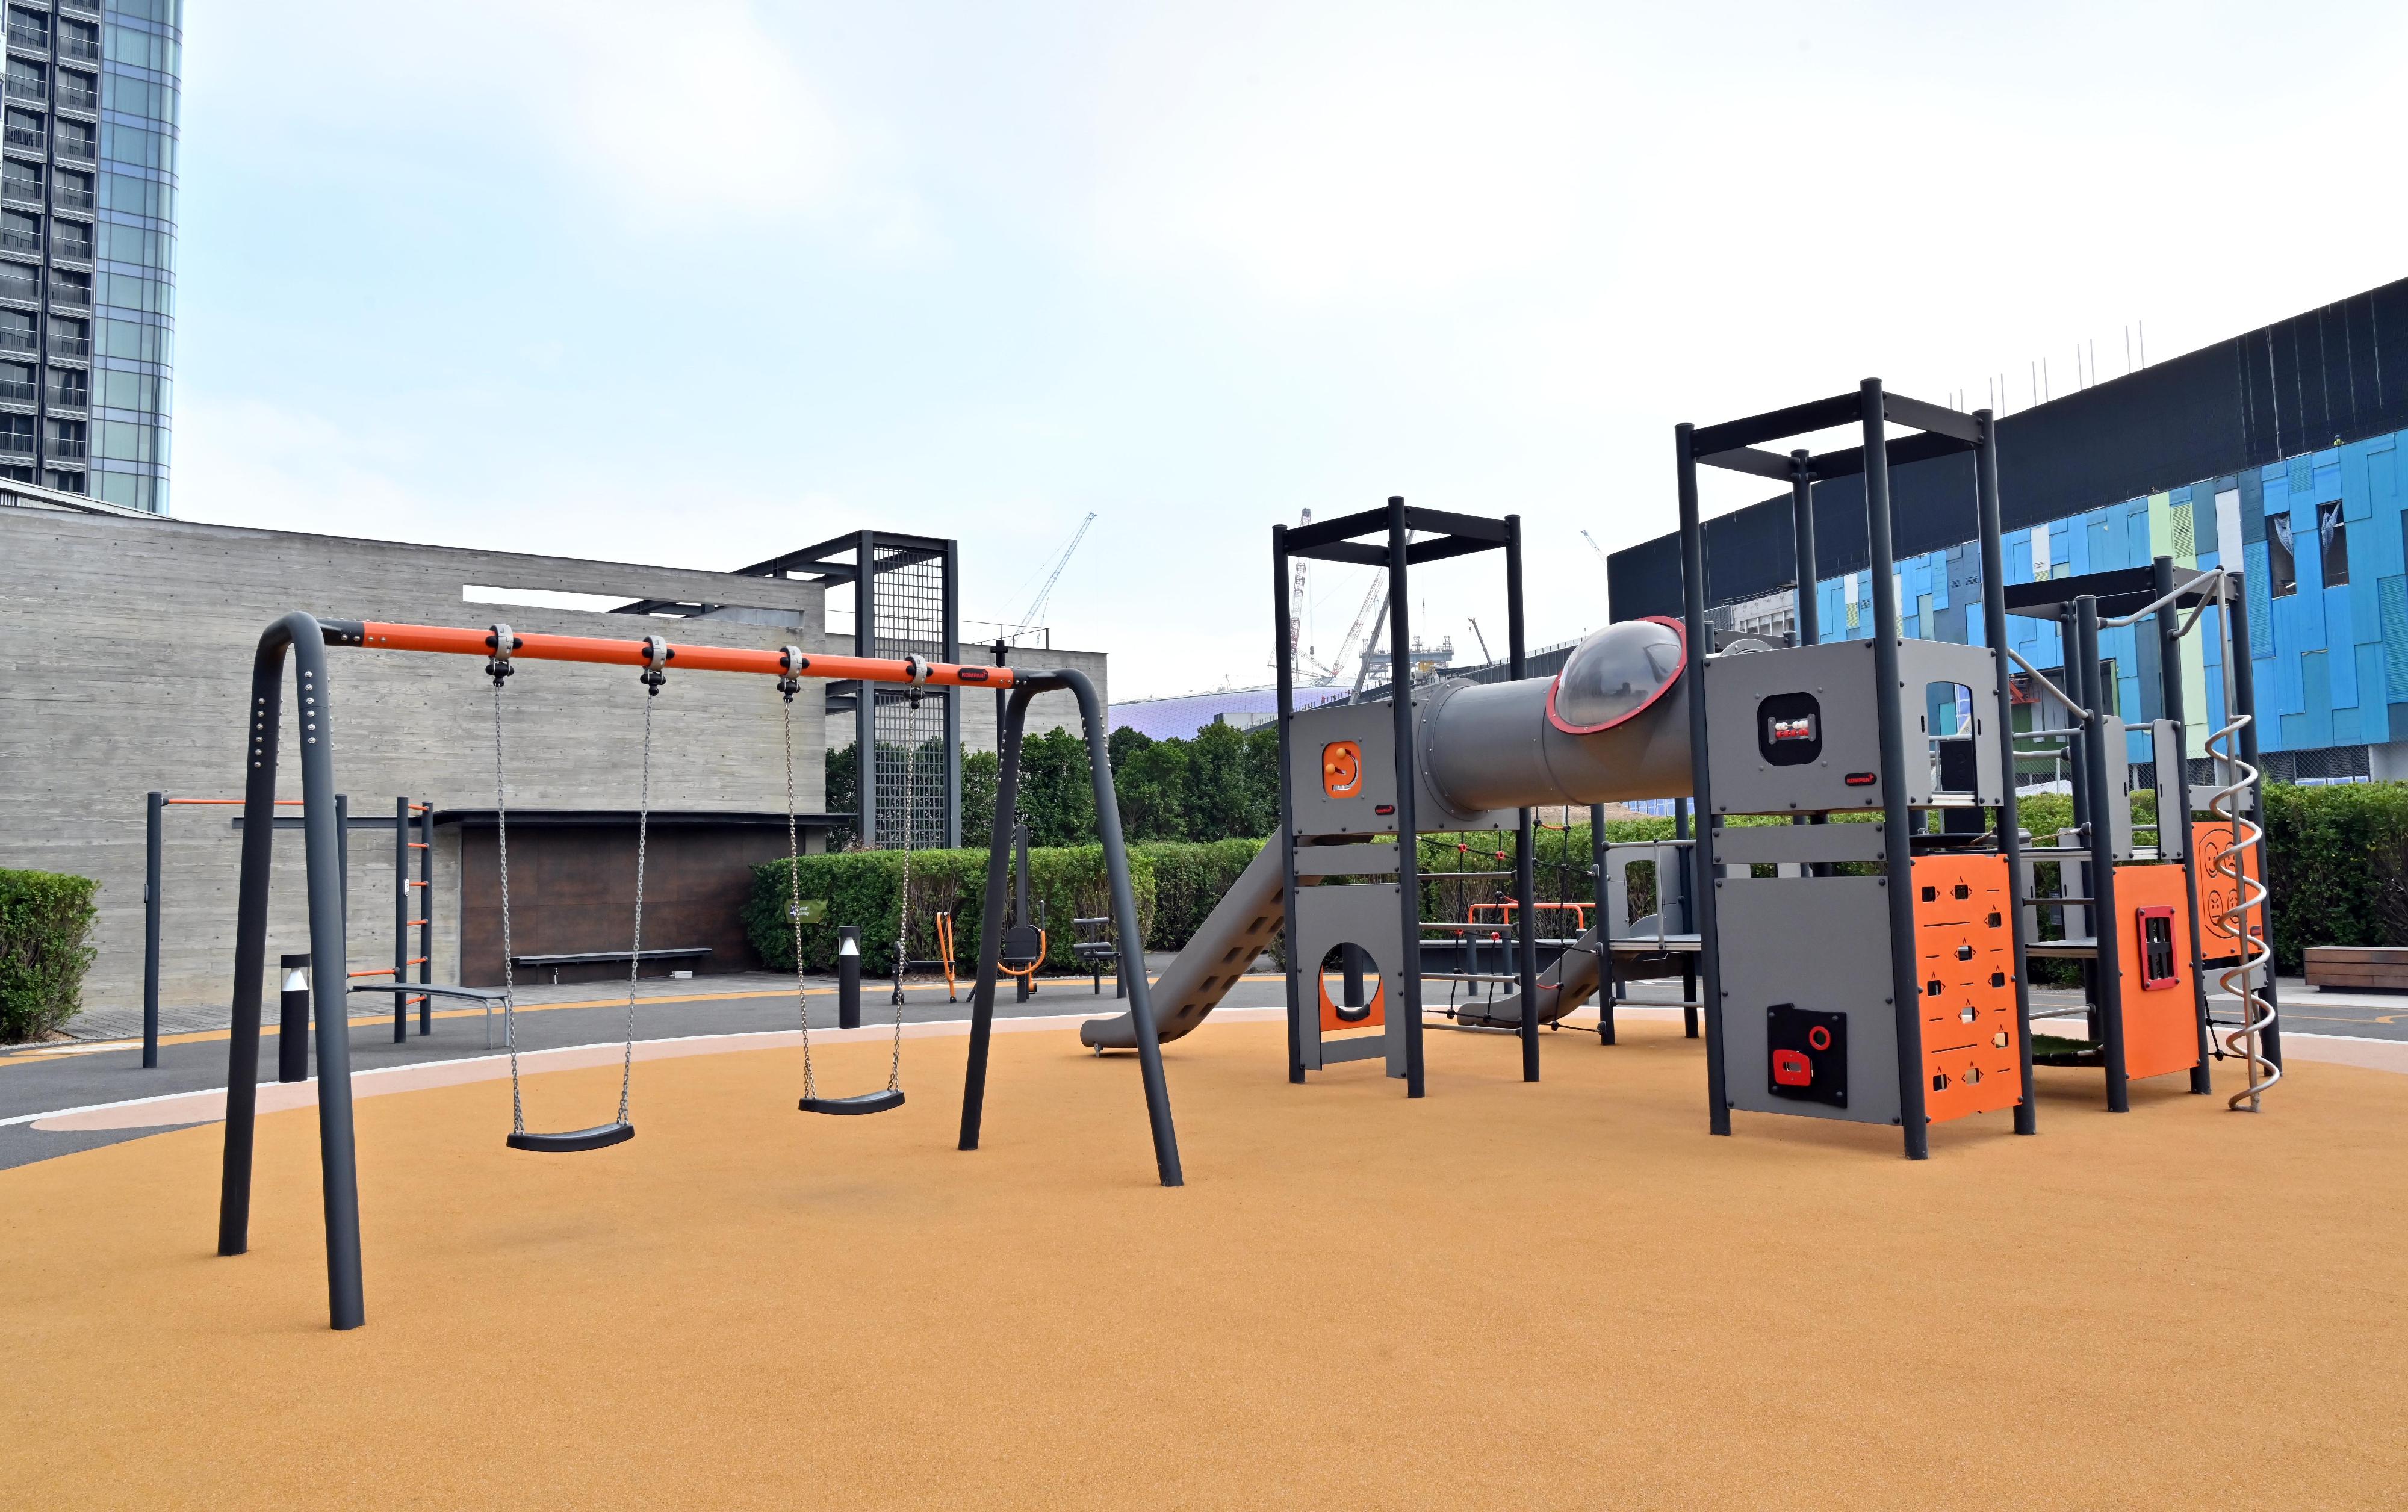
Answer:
[
  {"left": 958, "top": 671, "right": 1182, "bottom": 1188},
  {"left": 216, "top": 613, "right": 1180, "bottom": 1331}
]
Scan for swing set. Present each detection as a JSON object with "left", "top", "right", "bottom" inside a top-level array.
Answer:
[{"left": 216, "top": 610, "right": 1181, "bottom": 1331}]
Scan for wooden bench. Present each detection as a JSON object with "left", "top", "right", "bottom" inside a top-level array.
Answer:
[
  {"left": 510, "top": 947, "right": 712, "bottom": 985},
  {"left": 2305, "top": 946, "right": 2408, "bottom": 993}
]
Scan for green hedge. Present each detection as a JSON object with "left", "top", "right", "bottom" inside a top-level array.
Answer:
[
  {"left": 745, "top": 782, "right": 2408, "bottom": 980},
  {"left": 745, "top": 845, "right": 1158, "bottom": 978},
  {"left": 0, "top": 869, "right": 99, "bottom": 1043}
]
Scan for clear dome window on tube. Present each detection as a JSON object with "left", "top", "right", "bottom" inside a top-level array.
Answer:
[{"left": 1545, "top": 617, "right": 1687, "bottom": 735}]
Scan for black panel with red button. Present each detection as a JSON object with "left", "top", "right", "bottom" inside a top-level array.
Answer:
[{"left": 1767, "top": 1003, "right": 1848, "bottom": 1108}]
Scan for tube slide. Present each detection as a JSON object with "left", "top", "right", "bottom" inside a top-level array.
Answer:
[{"left": 1082, "top": 618, "right": 1695, "bottom": 1051}]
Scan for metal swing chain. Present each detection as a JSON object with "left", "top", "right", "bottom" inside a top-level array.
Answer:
[
  {"left": 783, "top": 678, "right": 818, "bottom": 1103},
  {"left": 886, "top": 699, "right": 916, "bottom": 1093},
  {"left": 616, "top": 669, "right": 659, "bottom": 1126},
  {"left": 494, "top": 674, "right": 525, "bottom": 1137}
]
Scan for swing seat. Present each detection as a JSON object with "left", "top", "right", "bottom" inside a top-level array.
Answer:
[
  {"left": 507, "top": 1121, "right": 635, "bottom": 1153},
  {"left": 799, "top": 1090, "right": 905, "bottom": 1116}
]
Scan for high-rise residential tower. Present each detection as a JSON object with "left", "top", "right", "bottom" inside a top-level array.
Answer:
[{"left": 1, "top": 0, "right": 175, "bottom": 512}]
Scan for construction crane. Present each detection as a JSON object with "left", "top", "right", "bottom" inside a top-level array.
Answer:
[
  {"left": 1580, "top": 529, "right": 1612, "bottom": 577},
  {"left": 1019, "top": 512, "right": 1097, "bottom": 628},
  {"left": 1322, "top": 570, "right": 1386, "bottom": 688}
]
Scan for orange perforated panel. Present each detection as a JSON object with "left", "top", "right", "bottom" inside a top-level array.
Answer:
[
  {"left": 2115, "top": 863, "right": 2199, "bottom": 1081},
  {"left": 1911, "top": 854, "right": 2022, "bottom": 1124},
  {"left": 2191, "top": 820, "right": 2264, "bottom": 962}
]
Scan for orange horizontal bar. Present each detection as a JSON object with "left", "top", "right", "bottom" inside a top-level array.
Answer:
[{"left": 356, "top": 621, "right": 1017, "bottom": 690}]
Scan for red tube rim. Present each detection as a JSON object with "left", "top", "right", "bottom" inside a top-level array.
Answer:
[{"left": 1544, "top": 615, "right": 1688, "bottom": 736}]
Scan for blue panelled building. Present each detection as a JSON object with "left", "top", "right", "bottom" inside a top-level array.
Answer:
[{"left": 1609, "top": 277, "right": 2408, "bottom": 781}]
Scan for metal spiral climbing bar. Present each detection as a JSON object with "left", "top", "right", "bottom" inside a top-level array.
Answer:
[{"left": 2203, "top": 614, "right": 2279, "bottom": 1112}]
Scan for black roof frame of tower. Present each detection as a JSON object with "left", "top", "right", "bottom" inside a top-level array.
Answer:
[
  {"left": 612, "top": 528, "right": 953, "bottom": 615},
  {"left": 1999, "top": 564, "right": 2224, "bottom": 622}
]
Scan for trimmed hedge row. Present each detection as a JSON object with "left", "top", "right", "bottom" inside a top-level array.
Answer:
[
  {"left": 745, "top": 782, "right": 2408, "bottom": 979},
  {"left": 1, "top": 869, "right": 99, "bottom": 1043}
]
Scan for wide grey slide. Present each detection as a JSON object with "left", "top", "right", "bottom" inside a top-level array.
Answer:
[
  {"left": 1450, "top": 923, "right": 1604, "bottom": 1030},
  {"left": 1079, "top": 841, "right": 1286, "bottom": 1050}
]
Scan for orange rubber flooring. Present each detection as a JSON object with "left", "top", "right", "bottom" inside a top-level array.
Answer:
[{"left": 3, "top": 1017, "right": 2404, "bottom": 1510}]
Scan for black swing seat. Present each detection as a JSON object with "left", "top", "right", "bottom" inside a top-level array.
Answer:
[
  {"left": 507, "top": 1121, "right": 635, "bottom": 1153},
  {"left": 799, "top": 1089, "right": 905, "bottom": 1116}
]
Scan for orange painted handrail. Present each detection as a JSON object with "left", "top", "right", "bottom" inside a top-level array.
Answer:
[{"left": 353, "top": 620, "right": 1016, "bottom": 690}]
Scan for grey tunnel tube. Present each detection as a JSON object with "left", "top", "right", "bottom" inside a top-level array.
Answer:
[{"left": 1083, "top": 619, "right": 1696, "bottom": 1050}]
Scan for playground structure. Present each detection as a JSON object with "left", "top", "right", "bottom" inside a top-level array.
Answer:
[
  {"left": 1084, "top": 383, "right": 2277, "bottom": 1157},
  {"left": 140, "top": 792, "right": 436, "bottom": 1067},
  {"left": 214, "top": 612, "right": 1176, "bottom": 1330}
]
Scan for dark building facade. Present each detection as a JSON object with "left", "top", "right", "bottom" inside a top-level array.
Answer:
[{"left": 1610, "top": 277, "right": 2408, "bottom": 776}]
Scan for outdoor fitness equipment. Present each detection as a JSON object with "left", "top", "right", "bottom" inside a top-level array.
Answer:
[
  {"left": 486, "top": 625, "right": 648, "bottom": 1153},
  {"left": 782, "top": 645, "right": 908, "bottom": 1116},
  {"left": 216, "top": 611, "right": 1180, "bottom": 1331}
]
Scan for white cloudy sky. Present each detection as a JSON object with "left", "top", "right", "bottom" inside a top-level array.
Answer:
[{"left": 173, "top": 1, "right": 2408, "bottom": 696}]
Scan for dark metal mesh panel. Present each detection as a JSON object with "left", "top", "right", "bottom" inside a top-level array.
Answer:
[{"left": 869, "top": 548, "right": 949, "bottom": 850}]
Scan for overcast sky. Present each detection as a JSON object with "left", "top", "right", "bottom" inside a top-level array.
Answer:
[{"left": 173, "top": 1, "right": 2408, "bottom": 698}]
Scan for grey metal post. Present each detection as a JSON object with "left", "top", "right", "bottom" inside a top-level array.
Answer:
[
  {"left": 2223, "top": 577, "right": 2282, "bottom": 1068},
  {"left": 1013, "top": 821, "right": 1034, "bottom": 1004},
  {"left": 1975, "top": 412, "right": 2038, "bottom": 1135},
  {"left": 959, "top": 695, "right": 1026, "bottom": 1154},
  {"left": 1590, "top": 803, "right": 1614, "bottom": 1044},
  {"left": 278, "top": 953, "right": 310, "bottom": 1083},
  {"left": 217, "top": 612, "right": 364, "bottom": 1330},
  {"left": 1861, "top": 379, "right": 1932, "bottom": 1159},
  {"left": 2155, "top": 554, "right": 2214, "bottom": 1095},
  {"left": 335, "top": 792, "right": 349, "bottom": 917},
  {"left": 2077, "top": 595, "right": 2130, "bottom": 1112},
  {"left": 392, "top": 796, "right": 409, "bottom": 1043},
  {"left": 1675, "top": 424, "right": 1730, "bottom": 1133},
  {"left": 1385, "top": 497, "right": 1427, "bottom": 1098},
  {"left": 417, "top": 801, "right": 433, "bottom": 1035},
  {"left": 1675, "top": 796, "right": 1698, "bottom": 1039},
  {"left": 143, "top": 790, "right": 163, "bottom": 1068},
  {"left": 856, "top": 528, "right": 877, "bottom": 849},
  {"left": 943, "top": 537, "right": 963, "bottom": 849},
  {"left": 837, "top": 925, "right": 862, "bottom": 1029},
  {"left": 1789, "top": 451, "right": 1819, "bottom": 646},
  {"left": 1507, "top": 514, "right": 1540, "bottom": 1082},
  {"left": 1273, "top": 524, "right": 1303, "bottom": 1083}
]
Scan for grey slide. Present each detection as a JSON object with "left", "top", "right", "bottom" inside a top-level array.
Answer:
[
  {"left": 1451, "top": 923, "right": 1604, "bottom": 1030},
  {"left": 1080, "top": 841, "right": 1286, "bottom": 1050}
]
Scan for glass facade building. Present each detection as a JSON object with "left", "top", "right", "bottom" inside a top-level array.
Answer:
[{"left": 0, "top": 0, "right": 173, "bottom": 512}]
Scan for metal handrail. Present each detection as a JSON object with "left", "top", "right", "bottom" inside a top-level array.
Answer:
[{"left": 2005, "top": 646, "right": 2093, "bottom": 722}]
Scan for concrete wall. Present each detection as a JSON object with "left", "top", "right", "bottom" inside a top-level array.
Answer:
[{"left": 0, "top": 510, "right": 836, "bottom": 1017}]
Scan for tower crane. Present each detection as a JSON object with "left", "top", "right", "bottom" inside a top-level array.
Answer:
[
  {"left": 1019, "top": 512, "right": 1097, "bottom": 628},
  {"left": 1290, "top": 509, "right": 1312, "bottom": 672},
  {"left": 1580, "top": 529, "right": 1612, "bottom": 577}
]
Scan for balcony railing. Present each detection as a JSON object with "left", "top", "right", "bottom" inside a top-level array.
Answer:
[
  {"left": 0, "top": 432, "right": 31, "bottom": 454},
  {"left": 48, "top": 435, "right": 85, "bottom": 459},
  {"left": 44, "top": 385, "right": 83, "bottom": 409},
  {"left": 0, "top": 379, "right": 31, "bottom": 403},
  {"left": 60, "top": 36, "right": 97, "bottom": 63},
  {"left": 48, "top": 333, "right": 84, "bottom": 357},
  {"left": 58, "top": 0, "right": 99, "bottom": 14},
  {"left": 0, "top": 230, "right": 38, "bottom": 255},
  {"left": 52, "top": 187, "right": 89, "bottom": 210},
  {"left": 0, "top": 178, "right": 35, "bottom": 205},
  {"left": 0, "top": 328, "right": 31, "bottom": 353},
  {"left": 4, "top": 126, "right": 44, "bottom": 154},
  {"left": 57, "top": 87, "right": 93, "bottom": 113},
  {"left": 5, "top": 26, "right": 49, "bottom": 54},
  {"left": 0, "top": 279, "right": 35, "bottom": 303},
  {"left": 48, "top": 281, "right": 86, "bottom": 308},
  {"left": 50, "top": 240, "right": 87, "bottom": 262},
  {"left": 8, "top": 79, "right": 46, "bottom": 105},
  {"left": 54, "top": 135, "right": 93, "bottom": 163}
]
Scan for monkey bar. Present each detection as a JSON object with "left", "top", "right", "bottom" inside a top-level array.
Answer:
[{"left": 217, "top": 612, "right": 1176, "bottom": 1333}]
